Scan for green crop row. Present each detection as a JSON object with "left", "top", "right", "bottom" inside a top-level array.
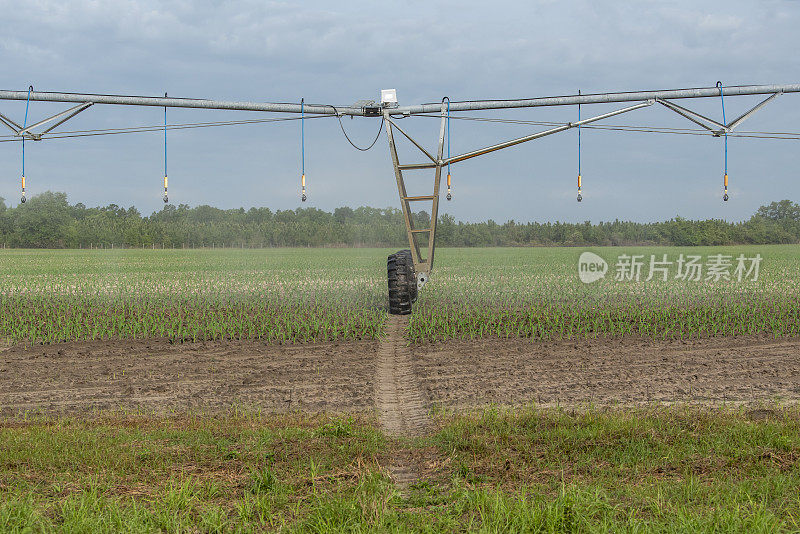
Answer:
[
  {"left": 0, "top": 249, "right": 388, "bottom": 344},
  {"left": 408, "top": 245, "right": 800, "bottom": 342},
  {"left": 1, "top": 245, "right": 798, "bottom": 344}
]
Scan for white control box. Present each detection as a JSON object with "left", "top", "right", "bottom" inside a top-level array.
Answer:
[{"left": 380, "top": 89, "right": 398, "bottom": 107}]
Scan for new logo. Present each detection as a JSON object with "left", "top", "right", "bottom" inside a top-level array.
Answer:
[{"left": 578, "top": 252, "right": 608, "bottom": 284}]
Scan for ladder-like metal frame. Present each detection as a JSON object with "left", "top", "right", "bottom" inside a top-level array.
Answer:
[{"left": 384, "top": 102, "right": 447, "bottom": 284}]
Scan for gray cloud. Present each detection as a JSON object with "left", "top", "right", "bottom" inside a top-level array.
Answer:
[{"left": 1, "top": 0, "right": 798, "bottom": 222}]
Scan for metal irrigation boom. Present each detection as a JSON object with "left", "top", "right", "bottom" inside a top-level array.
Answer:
[
  {"left": 0, "top": 84, "right": 798, "bottom": 115},
  {"left": 1, "top": 83, "right": 798, "bottom": 314}
]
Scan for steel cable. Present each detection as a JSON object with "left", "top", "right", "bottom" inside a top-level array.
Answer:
[
  {"left": 0, "top": 114, "right": 332, "bottom": 142},
  {"left": 412, "top": 114, "right": 800, "bottom": 140}
]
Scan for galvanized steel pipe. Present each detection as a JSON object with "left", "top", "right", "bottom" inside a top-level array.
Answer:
[{"left": 0, "top": 84, "right": 798, "bottom": 117}]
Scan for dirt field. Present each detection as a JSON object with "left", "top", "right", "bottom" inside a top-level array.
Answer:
[
  {"left": 2, "top": 333, "right": 800, "bottom": 418},
  {"left": 0, "top": 340, "right": 378, "bottom": 416},
  {"left": 417, "top": 335, "right": 800, "bottom": 408}
]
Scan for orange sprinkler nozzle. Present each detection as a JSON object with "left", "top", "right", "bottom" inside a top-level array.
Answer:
[{"left": 723, "top": 174, "right": 729, "bottom": 201}]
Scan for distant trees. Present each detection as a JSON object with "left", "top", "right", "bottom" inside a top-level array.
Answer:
[
  {"left": 5, "top": 192, "right": 77, "bottom": 248},
  {"left": 0, "top": 192, "right": 799, "bottom": 248},
  {"left": 756, "top": 200, "right": 800, "bottom": 223}
]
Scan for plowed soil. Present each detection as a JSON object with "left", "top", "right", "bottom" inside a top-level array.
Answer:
[
  {"left": 0, "top": 340, "right": 377, "bottom": 416},
  {"left": 2, "top": 335, "right": 800, "bottom": 417}
]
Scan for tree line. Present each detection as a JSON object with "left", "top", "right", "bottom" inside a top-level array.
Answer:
[{"left": 0, "top": 192, "right": 799, "bottom": 248}]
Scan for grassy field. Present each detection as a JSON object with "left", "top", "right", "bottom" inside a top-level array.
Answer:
[
  {"left": 1, "top": 245, "right": 798, "bottom": 344},
  {"left": 2, "top": 247, "right": 799, "bottom": 531},
  {"left": 1, "top": 407, "right": 799, "bottom": 532}
]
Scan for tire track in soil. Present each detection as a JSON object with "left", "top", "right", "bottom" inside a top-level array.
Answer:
[{"left": 375, "top": 315, "right": 431, "bottom": 489}]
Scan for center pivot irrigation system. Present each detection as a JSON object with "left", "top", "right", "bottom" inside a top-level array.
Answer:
[{"left": 1, "top": 83, "right": 799, "bottom": 314}]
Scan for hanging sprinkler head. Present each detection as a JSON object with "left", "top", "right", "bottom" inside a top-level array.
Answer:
[
  {"left": 443, "top": 96, "right": 452, "bottom": 201},
  {"left": 446, "top": 172, "right": 452, "bottom": 201},
  {"left": 576, "top": 90, "right": 583, "bottom": 203},
  {"left": 718, "top": 82, "right": 729, "bottom": 203},
  {"left": 21, "top": 86, "right": 32, "bottom": 205},
  {"left": 723, "top": 173, "right": 729, "bottom": 202},
  {"left": 163, "top": 93, "right": 169, "bottom": 204},
  {"left": 300, "top": 98, "right": 307, "bottom": 202}
]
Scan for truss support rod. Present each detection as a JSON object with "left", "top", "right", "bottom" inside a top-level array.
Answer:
[
  {"left": 1, "top": 84, "right": 798, "bottom": 117},
  {"left": 385, "top": 118, "right": 438, "bottom": 164},
  {"left": 443, "top": 101, "right": 653, "bottom": 166},
  {"left": 656, "top": 99, "right": 725, "bottom": 131},
  {"left": 18, "top": 102, "right": 94, "bottom": 139},
  {"left": 398, "top": 162, "right": 437, "bottom": 170},
  {"left": 721, "top": 91, "right": 781, "bottom": 133},
  {"left": 0, "top": 111, "right": 22, "bottom": 133}
]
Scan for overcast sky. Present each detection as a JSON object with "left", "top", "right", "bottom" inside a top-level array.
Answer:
[{"left": 1, "top": 0, "right": 798, "bottom": 223}]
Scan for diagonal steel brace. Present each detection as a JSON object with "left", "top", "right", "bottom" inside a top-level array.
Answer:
[
  {"left": 656, "top": 98, "right": 724, "bottom": 132},
  {"left": 716, "top": 91, "right": 781, "bottom": 135},
  {"left": 385, "top": 117, "right": 438, "bottom": 164},
  {"left": 658, "top": 92, "right": 781, "bottom": 136},
  {"left": 0, "top": 111, "right": 23, "bottom": 133},
  {"left": 442, "top": 101, "right": 654, "bottom": 166},
  {"left": 1, "top": 101, "right": 93, "bottom": 140},
  {"left": 18, "top": 102, "right": 94, "bottom": 139}
]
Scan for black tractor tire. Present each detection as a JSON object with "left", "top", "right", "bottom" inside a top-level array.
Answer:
[
  {"left": 388, "top": 249, "right": 416, "bottom": 315},
  {"left": 398, "top": 249, "right": 418, "bottom": 303}
]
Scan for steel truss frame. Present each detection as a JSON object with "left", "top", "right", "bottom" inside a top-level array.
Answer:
[
  {"left": 384, "top": 89, "right": 785, "bottom": 286},
  {"left": 0, "top": 83, "right": 795, "bottom": 288},
  {"left": 385, "top": 100, "right": 659, "bottom": 284},
  {"left": 656, "top": 92, "right": 781, "bottom": 136}
]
